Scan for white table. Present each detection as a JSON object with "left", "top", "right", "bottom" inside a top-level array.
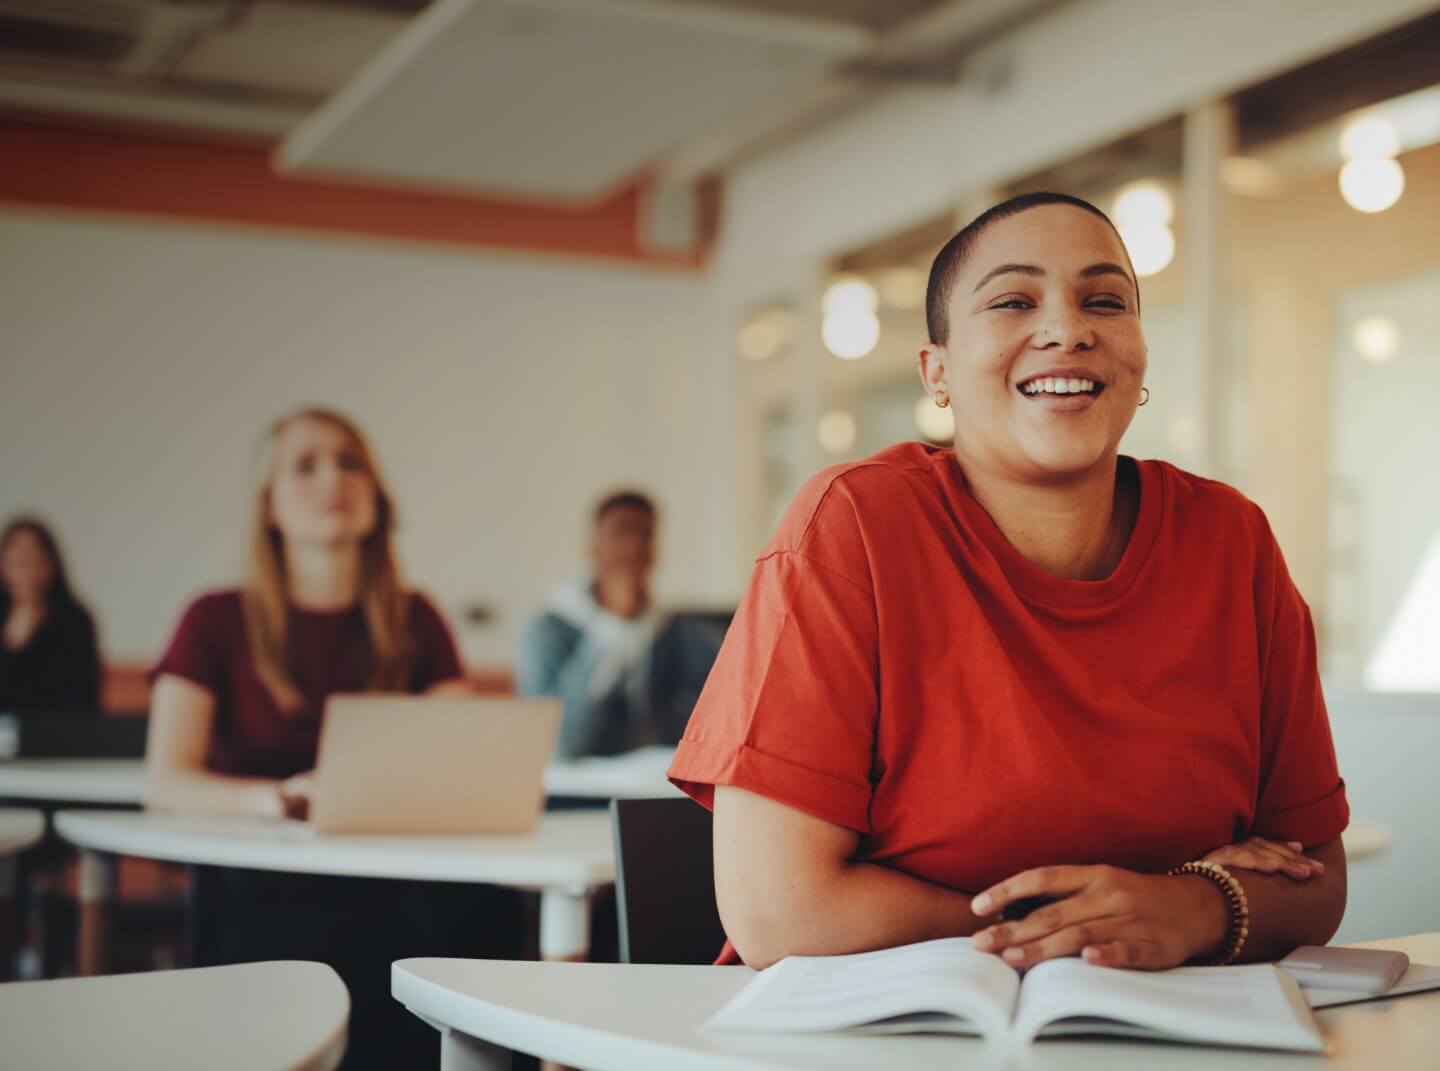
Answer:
[
  {"left": 0, "top": 752, "right": 682, "bottom": 806},
  {"left": 393, "top": 933, "right": 1440, "bottom": 1071},
  {"left": 543, "top": 747, "right": 681, "bottom": 800},
  {"left": 56, "top": 809, "right": 615, "bottom": 975},
  {"left": 0, "top": 807, "right": 44, "bottom": 858},
  {"left": 0, "top": 758, "right": 146, "bottom": 806},
  {"left": 0, "top": 960, "right": 348, "bottom": 1070}
]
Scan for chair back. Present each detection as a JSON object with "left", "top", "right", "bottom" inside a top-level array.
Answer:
[
  {"left": 0, "top": 712, "right": 148, "bottom": 759},
  {"left": 610, "top": 796, "right": 726, "bottom": 964}
]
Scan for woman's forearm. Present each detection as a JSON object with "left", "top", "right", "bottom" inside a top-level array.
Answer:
[
  {"left": 721, "top": 853, "right": 983, "bottom": 968},
  {"left": 715, "top": 784, "right": 984, "bottom": 967},
  {"left": 144, "top": 767, "right": 285, "bottom": 819},
  {"left": 759, "top": 859, "right": 982, "bottom": 967},
  {"left": 1229, "top": 837, "right": 1347, "bottom": 962}
]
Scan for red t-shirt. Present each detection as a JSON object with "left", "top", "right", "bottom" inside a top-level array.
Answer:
[
  {"left": 670, "top": 443, "right": 1347, "bottom": 907},
  {"left": 153, "top": 589, "right": 464, "bottom": 778}
]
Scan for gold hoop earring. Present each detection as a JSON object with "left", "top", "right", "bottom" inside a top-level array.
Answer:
[
  {"left": 934, "top": 392, "right": 950, "bottom": 409},
  {"left": 1138, "top": 387, "right": 1150, "bottom": 407}
]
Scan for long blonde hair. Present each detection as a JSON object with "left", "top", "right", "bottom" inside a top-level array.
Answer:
[{"left": 243, "top": 407, "right": 412, "bottom": 713}]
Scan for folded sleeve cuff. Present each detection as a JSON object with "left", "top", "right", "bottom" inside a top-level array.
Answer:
[
  {"left": 1254, "top": 779, "right": 1350, "bottom": 846},
  {"left": 668, "top": 736, "right": 873, "bottom": 835}
]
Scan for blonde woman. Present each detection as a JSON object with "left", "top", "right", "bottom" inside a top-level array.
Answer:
[
  {"left": 146, "top": 406, "right": 467, "bottom": 816},
  {"left": 145, "top": 408, "right": 498, "bottom": 1070}
]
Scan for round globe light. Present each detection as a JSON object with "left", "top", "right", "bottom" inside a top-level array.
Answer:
[
  {"left": 1113, "top": 182, "right": 1174, "bottom": 228},
  {"left": 817, "top": 410, "right": 857, "bottom": 453},
  {"left": 1339, "top": 157, "right": 1405, "bottom": 213},
  {"left": 821, "top": 309, "right": 881, "bottom": 360},
  {"left": 1352, "top": 316, "right": 1399, "bottom": 364},
  {"left": 913, "top": 396, "right": 953, "bottom": 442},
  {"left": 1339, "top": 116, "right": 1401, "bottom": 161},
  {"left": 822, "top": 275, "right": 879, "bottom": 317},
  {"left": 1118, "top": 224, "right": 1175, "bottom": 277}
]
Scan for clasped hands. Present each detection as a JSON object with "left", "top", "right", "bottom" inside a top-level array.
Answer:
[{"left": 970, "top": 836, "right": 1323, "bottom": 970}]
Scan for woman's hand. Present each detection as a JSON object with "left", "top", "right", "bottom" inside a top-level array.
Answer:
[
  {"left": 1203, "top": 836, "right": 1325, "bottom": 880},
  {"left": 278, "top": 771, "right": 315, "bottom": 820},
  {"left": 970, "top": 865, "right": 1227, "bottom": 970}
]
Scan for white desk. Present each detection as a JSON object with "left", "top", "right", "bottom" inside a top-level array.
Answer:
[
  {"left": 0, "top": 808, "right": 44, "bottom": 858},
  {"left": 543, "top": 747, "right": 680, "bottom": 800},
  {"left": 0, "top": 960, "right": 348, "bottom": 1070},
  {"left": 393, "top": 933, "right": 1440, "bottom": 1071},
  {"left": 56, "top": 809, "right": 615, "bottom": 974},
  {"left": 0, "top": 758, "right": 146, "bottom": 806},
  {"left": 0, "top": 751, "right": 681, "bottom": 806}
]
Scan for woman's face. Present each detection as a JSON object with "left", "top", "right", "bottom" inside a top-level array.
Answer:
[
  {"left": 926, "top": 204, "right": 1148, "bottom": 482},
  {"left": 267, "top": 418, "right": 379, "bottom": 549},
  {"left": 0, "top": 530, "right": 54, "bottom": 604}
]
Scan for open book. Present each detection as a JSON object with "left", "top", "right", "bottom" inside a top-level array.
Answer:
[{"left": 706, "top": 937, "right": 1323, "bottom": 1052}]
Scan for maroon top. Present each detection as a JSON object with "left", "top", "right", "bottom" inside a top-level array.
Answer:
[{"left": 153, "top": 589, "right": 464, "bottom": 778}]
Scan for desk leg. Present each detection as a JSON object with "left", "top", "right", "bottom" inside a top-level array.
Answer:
[
  {"left": 440, "top": 1028, "right": 510, "bottom": 1071},
  {"left": 77, "top": 850, "right": 117, "bottom": 976},
  {"left": 0, "top": 857, "right": 14, "bottom": 979},
  {"left": 538, "top": 886, "right": 591, "bottom": 962}
]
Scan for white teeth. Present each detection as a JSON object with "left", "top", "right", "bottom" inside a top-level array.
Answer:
[{"left": 1021, "top": 377, "right": 1100, "bottom": 396}]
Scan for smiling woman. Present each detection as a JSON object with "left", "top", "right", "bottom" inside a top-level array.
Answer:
[{"left": 668, "top": 192, "right": 1349, "bottom": 974}]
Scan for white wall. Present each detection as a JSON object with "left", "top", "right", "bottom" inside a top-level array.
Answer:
[
  {"left": 1327, "top": 690, "right": 1440, "bottom": 943},
  {"left": 0, "top": 208, "right": 728, "bottom": 666}
]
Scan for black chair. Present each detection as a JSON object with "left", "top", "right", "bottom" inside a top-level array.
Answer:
[
  {"left": 610, "top": 796, "right": 726, "bottom": 964},
  {"left": 0, "top": 712, "right": 149, "bottom": 759}
]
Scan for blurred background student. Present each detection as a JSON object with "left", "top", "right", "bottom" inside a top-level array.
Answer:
[
  {"left": 518, "top": 490, "right": 722, "bottom": 759},
  {"left": 0, "top": 517, "right": 101, "bottom": 715},
  {"left": 143, "top": 407, "right": 517, "bottom": 1069}
]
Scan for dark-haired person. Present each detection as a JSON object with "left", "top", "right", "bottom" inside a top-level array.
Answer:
[
  {"left": 670, "top": 193, "right": 1348, "bottom": 972},
  {"left": 144, "top": 407, "right": 513, "bottom": 1069},
  {"left": 518, "top": 490, "right": 720, "bottom": 759},
  {"left": 0, "top": 518, "right": 101, "bottom": 714}
]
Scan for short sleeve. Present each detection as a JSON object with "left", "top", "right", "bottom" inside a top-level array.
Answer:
[
  {"left": 1252, "top": 544, "right": 1349, "bottom": 846},
  {"left": 151, "top": 594, "right": 232, "bottom": 696},
  {"left": 669, "top": 487, "right": 880, "bottom": 833},
  {"left": 407, "top": 593, "right": 465, "bottom": 690}
]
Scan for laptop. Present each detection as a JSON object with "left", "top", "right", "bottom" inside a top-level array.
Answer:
[{"left": 307, "top": 695, "right": 561, "bottom": 835}]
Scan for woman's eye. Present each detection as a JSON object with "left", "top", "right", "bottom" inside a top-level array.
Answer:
[
  {"left": 338, "top": 453, "right": 365, "bottom": 472},
  {"left": 989, "top": 299, "right": 1033, "bottom": 310},
  {"left": 1086, "top": 298, "right": 1126, "bottom": 311}
]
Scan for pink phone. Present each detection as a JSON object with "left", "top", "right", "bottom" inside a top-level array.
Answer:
[{"left": 1277, "top": 946, "right": 1410, "bottom": 994}]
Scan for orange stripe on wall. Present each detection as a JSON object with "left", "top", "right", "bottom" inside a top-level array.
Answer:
[{"left": 0, "top": 118, "right": 714, "bottom": 267}]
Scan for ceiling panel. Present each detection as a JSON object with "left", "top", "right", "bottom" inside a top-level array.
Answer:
[
  {"left": 277, "top": 0, "right": 870, "bottom": 203},
  {"left": 659, "top": 0, "right": 948, "bottom": 32},
  {"left": 175, "top": 3, "right": 403, "bottom": 99}
]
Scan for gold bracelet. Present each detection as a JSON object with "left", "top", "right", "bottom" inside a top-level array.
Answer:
[{"left": 1168, "top": 860, "right": 1250, "bottom": 966}]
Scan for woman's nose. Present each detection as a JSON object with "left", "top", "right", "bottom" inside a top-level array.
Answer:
[{"left": 1034, "top": 308, "right": 1095, "bottom": 350}]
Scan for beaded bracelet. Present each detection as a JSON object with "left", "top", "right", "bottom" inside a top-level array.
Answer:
[{"left": 1169, "top": 860, "right": 1250, "bottom": 966}]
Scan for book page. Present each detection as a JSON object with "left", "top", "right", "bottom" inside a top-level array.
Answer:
[
  {"left": 1012, "top": 959, "right": 1323, "bottom": 1052},
  {"left": 705, "top": 937, "right": 1019, "bottom": 1038}
]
